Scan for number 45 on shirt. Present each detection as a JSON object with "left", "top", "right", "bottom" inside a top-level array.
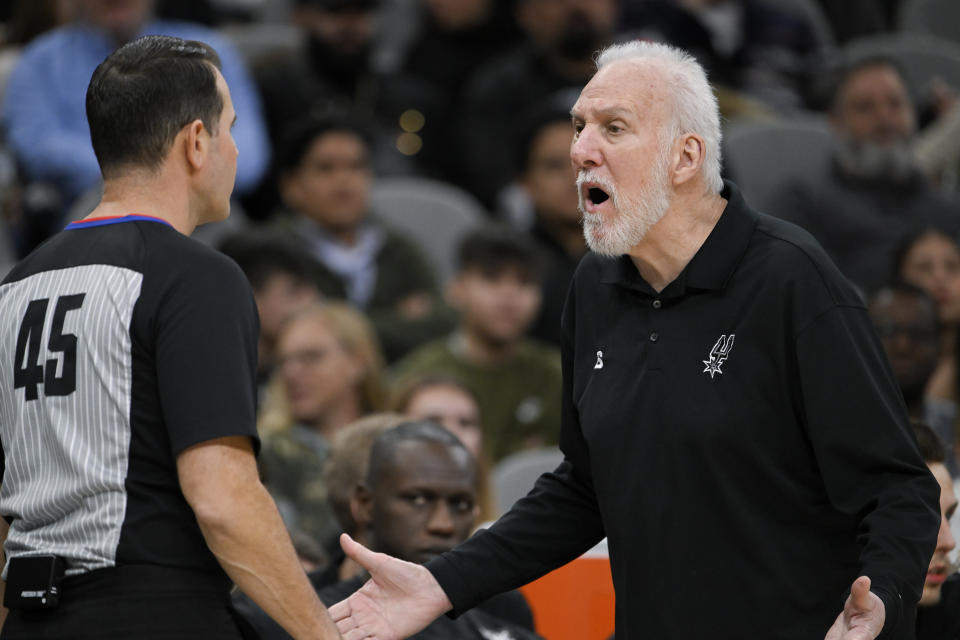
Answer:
[{"left": 13, "top": 294, "right": 86, "bottom": 401}]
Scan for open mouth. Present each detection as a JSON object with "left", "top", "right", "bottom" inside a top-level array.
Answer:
[{"left": 588, "top": 187, "right": 610, "bottom": 205}]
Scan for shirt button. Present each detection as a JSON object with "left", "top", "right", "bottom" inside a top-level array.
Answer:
[
  {"left": 652, "top": 299, "right": 662, "bottom": 309},
  {"left": 649, "top": 332, "right": 659, "bottom": 342}
]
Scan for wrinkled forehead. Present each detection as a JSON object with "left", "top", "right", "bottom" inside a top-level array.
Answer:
[{"left": 572, "top": 59, "right": 670, "bottom": 121}]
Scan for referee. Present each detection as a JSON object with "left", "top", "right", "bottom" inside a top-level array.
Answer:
[{"left": 0, "top": 36, "right": 340, "bottom": 639}]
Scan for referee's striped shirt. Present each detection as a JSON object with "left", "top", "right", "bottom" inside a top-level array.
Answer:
[{"left": 0, "top": 215, "right": 259, "bottom": 582}]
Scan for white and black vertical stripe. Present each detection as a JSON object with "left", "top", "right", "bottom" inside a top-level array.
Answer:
[{"left": 0, "top": 265, "right": 142, "bottom": 575}]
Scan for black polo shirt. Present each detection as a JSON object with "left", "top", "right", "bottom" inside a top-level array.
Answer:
[{"left": 426, "top": 181, "right": 941, "bottom": 639}]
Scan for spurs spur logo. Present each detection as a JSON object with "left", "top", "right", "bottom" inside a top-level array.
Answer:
[{"left": 702, "top": 334, "right": 735, "bottom": 379}]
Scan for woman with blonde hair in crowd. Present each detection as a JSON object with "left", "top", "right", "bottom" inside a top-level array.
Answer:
[
  {"left": 258, "top": 302, "right": 387, "bottom": 547},
  {"left": 391, "top": 373, "right": 496, "bottom": 523}
]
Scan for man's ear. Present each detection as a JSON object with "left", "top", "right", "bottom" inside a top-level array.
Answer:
[
  {"left": 183, "top": 119, "right": 208, "bottom": 172},
  {"left": 672, "top": 133, "right": 705, "bottom": 187},
  {"left": 351, "top": 484, "right": 373, "bottom": 530}
]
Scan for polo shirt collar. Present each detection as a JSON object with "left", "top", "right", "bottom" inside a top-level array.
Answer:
[{"left": 599, "top": 179, "right": 756, "bottom": 295}]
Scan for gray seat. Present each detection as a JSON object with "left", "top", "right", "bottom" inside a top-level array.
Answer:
[
  {"left": 722, "top": 114, "right": 834, "bottom": 215},
  {"left": 490, "top": 446, "right": 564, "bottom": 517},
  {"left": 898, "top": 0, "right": 960, "bottom": 45},
  {"left": 369, "top": 176, "right": 487, "bottom": 285},
  {"left": 842, "top": 33, "right": 960, "bottom": 99}
]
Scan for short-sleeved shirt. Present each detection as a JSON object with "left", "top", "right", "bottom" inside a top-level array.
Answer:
[{"left": 0, "top": 215, "right": 260, "bottom": 587}]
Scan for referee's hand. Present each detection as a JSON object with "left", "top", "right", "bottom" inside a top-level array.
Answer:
[
  {"left": 329, "top": 534, "right": 452, "bottom": 640},
  {"left": 824, "top": 576, "right": 886, "bottom": 640}
]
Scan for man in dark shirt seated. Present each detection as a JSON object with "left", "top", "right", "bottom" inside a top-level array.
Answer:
[
  {"left": 772, "top": 57, "right": 960, "bottom": 293},
  {"left": 913, "top": 422, "right": 960, "bottom": 640},
  {"left": 235, "top": 420, "right": 540, "bottom": 639}
]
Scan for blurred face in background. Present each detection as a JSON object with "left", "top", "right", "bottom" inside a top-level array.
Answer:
[
  {"left": 293, "top": 2, "right": 376, "bottom": 55},
  {"left": 920, "top": 461, "right": 956, "bottom": 606},
  {"left": 516, "top": 0, "right": 616, "bottom": 58},
  {"left": 80, "top": 0, "right": 152, "bottom": 41},
  {"left": 900, "top": 232, "right": 960, "bottom": 325},
  {"left": 254, "top": 273, "right": 322, "bottom": 351},
  {"left": 523, "top": 120, "right": 580, "bottom": 229},
  {"left": 424, "top": 0, "right": 490, "bottom": 30},
  {"left": 282, "top": 131, "right": 372, "bottom": 236},
  {"left": 868, "top": 289, "right": 939, "bottom": 405},
  {"left": 833, "top": 63, "right": 915, "bottom": 149},
  {"left": 276, "top": 314, "right": 365, "bottom": 426},
  {"left": 449, "top": 266, "right": 542, "bottom": 347},
  {"left": 404, "top": 383, "right": 483, "bottom": 459}
]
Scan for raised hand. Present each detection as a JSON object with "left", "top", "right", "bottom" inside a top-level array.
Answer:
[
  {"left": 329, "top": 533, "right": 453, "bottom": 640},
  {"left": 824, "top": 576, "right": 886, "bottom": 640}
]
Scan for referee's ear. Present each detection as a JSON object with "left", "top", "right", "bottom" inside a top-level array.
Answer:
[{"left": 182, "top": 118, "right": 209, "bottom": 174}]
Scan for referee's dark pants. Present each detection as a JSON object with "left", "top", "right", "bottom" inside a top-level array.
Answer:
[{"left": 2, "top": 565, "right": 253, "bottom": 639}]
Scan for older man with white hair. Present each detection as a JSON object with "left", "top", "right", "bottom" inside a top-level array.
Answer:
[{"left": 327, "top": 41, "right": 941, "bottom": 640}]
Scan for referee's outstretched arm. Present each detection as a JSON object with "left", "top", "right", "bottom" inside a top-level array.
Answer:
[{"left": 179, "top": 436, "right": 341, "bottom": 639}]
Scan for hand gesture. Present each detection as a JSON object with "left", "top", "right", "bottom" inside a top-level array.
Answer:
[
  {"left": 329, "top": 534, "right": 453, "bottom": 640},
  {"left": 824, "top": 576, "right": 886, "bottom": 640}
]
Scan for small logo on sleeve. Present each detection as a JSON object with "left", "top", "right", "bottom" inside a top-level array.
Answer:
[
  {"left": 594, "top": 350, "right": 604, "bottom": 369},
  {"left": 702, "top": 334, "right": 735, "bottom": 379}
]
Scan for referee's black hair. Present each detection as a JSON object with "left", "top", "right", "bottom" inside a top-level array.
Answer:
[
  {"left": 86, "top": 35, "right": 223, "bottom": 179},
  {"left": 365, "top": 420, "right": 474, "bottom": 489}
]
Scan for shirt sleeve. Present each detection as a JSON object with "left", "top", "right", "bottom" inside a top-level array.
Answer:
[
  {"left": 154, "top": 251, "right": 260, "bottom": 455},
  {"left": 2, "top": 40, "right": 102, "bottom": 200},
  {"left": 426, "top": 279, "right": 605, "bottom": 614},
  {"left": 795, "top": 304, "right": 941, "bottom": 636}
]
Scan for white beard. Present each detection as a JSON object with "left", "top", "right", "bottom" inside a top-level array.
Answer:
[{"left": 577, "top": 149, "right": 672, "bottom": 257}]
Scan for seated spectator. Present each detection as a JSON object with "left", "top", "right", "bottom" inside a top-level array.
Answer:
[
  {"left": 868, "top": 281, "right": 957, "bottom": 473},
  {"left": 251, "top": 0, "right": 441, "bottom": 180},
  {"left": 257, "top": 302, "right": 387, "bottom": 547},
  {"left": 913, "top": 422, "right": 960, "bottom": 640},
  {"left": 392, "top": 373, "right": 496, "bottom": 521},
  {"left": 219, "top": 231, "right": 333, "bottom": 387},
  {"left": 897, "top": 230, "right": 960, "bottom": 443},
  {"left": 512, "top": 102, "right": 586, "bottom": 347},
  {"left": 391, "top": 226, "right": 561, "bottom": 462},
  {"left": 771, "top": 57, "right": 960, "bottom": 293},
  {"left": 232, "top": 412, "right": 406, "bottom": 640},
  {"left": 275, "top": 114, "right": 455, "bottom": 361},
  {"left": 317, "top": 412, "right": 408, "bottom": 586},
  {"left": 620, "top": 0, "right": 828, "bottom": 112},
  {"left": 457, "top": 0, "right": 617, "bottom": 207},
  {"left": 1, "top": 0, "right": 269, "bottom": 240},
  {"left": 235, "top": 420, "right": 540, "bottom": 639}
]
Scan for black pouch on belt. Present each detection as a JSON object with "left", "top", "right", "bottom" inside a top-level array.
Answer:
[{"left": 4, "top": 555, "right": 66, "bottom": 609}]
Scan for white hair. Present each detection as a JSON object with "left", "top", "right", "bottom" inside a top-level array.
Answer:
[{"left": 595, "top": 40, "right": 724, "bottom": 194}]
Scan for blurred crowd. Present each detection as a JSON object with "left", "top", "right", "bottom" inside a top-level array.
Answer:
[{"left": 2, "top": 0, "right": 960, "bottom": 637}]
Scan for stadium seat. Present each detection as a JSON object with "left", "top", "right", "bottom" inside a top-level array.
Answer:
[
  {"left": 490, "top": 446, "right": 564, "bottom": 517},
  {"left": 519, "top": 539, "right": 615, "bottom": 640},
  {"left": 369, "top": 176, "right": 487, "bottom": 285},
  {"left": 722, "top": 114, "right": 834, "bottom": 215},
  {"left": 898, "top": 0, "right": 960, "bottom": 45}
]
